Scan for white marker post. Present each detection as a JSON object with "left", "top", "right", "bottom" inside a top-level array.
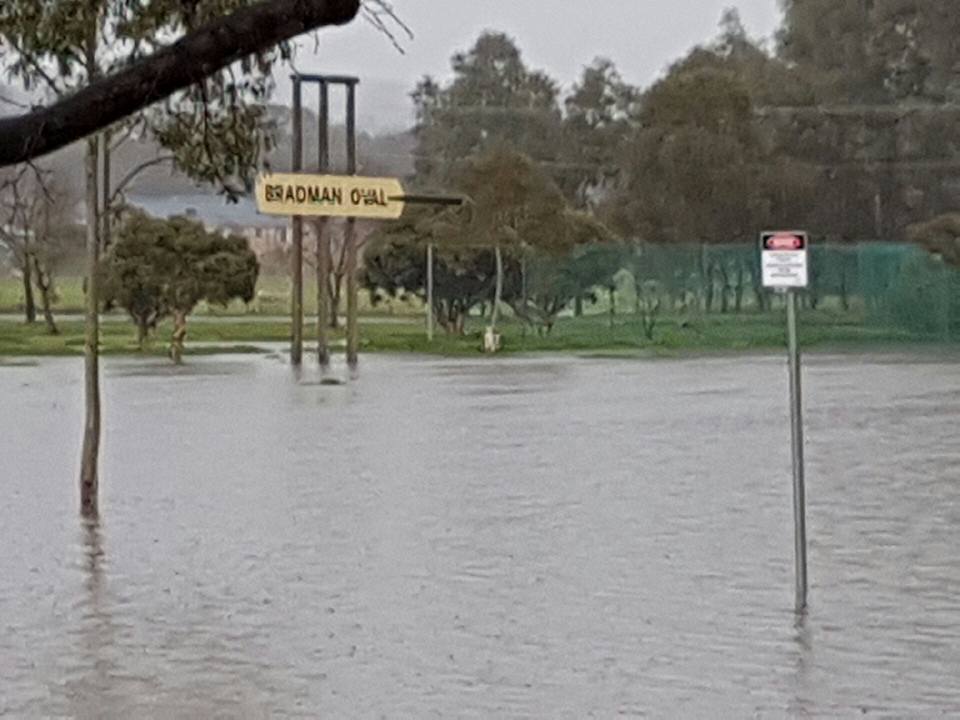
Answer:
[{"left": 761, "top": 231, "right": 810, "bottom": 614}]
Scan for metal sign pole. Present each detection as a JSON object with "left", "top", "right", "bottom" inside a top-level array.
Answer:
[
  {"left": 290, "top": 76, "right": 304, "bottom": 367},
  {"left": 786, "top": 288, "right": 808, "bottom": 613},
  {"left": 316, "top": 80, "right": 331, "bottom": 370},
  {"left": 763, "top": 231, "right": 810, "bottom": 614},
  {"left": 345, "top": 80, "right": 360, "bottom": 372},
  {"left": 426, "top": 243, "right": 435, "bottom": 342}
]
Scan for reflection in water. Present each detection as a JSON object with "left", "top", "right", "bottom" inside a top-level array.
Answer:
[
  {"left": 65, "top": 519, "right": 122, "bottom": 718},
  {"left": 2, "top": 353, "right": 960, "bottom": 717},
  {"left": 788, "top": 613, "right": 814, "bottom": 718}
]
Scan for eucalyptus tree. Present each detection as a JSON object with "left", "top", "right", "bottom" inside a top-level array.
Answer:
[
  {"left": 0, "top": 0, "right": 372, "bottom": 516},
  {"left": 560, "top": 58, "right": 637, "bottom": 208},
  {"left": 102, "top": 213, "right": 259, "bottom": 361},
  {"left": 412, "top": 32, "right": 563, "bottom": 188},
  {"left": 779, "top": 0, "right": 960, "bottom": 103}
]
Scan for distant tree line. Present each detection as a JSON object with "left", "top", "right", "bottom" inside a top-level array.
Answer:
[{"left": 362, "top": 5, "right": 960, "bottom": 336}]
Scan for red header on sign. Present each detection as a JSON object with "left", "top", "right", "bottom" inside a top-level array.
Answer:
[{"left": 762, "top": 232, "right": 807, "bottom": 251}]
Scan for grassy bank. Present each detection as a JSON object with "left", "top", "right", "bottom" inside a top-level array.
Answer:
[
  {"left": 0, "top": 307, "right": 942, "bottom": 359},
  {"left": 0, "top": 276, "right": 422, "bottom": 318}
]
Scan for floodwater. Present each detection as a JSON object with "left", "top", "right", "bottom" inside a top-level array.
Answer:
[{"left": 2, "top": 352, "right": 960, "bottom": 718}]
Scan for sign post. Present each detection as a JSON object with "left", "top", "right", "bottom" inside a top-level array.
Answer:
[
  {"left": 761, "top": 231, "right": 810, "bottom": 614},
  {"left": 426, "top": 243, "right": 435, "bottom": 343},
  {"left": 256, "top": 172, "right": 462, "bottom": 356}
]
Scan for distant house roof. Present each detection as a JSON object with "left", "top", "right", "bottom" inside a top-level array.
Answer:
[{"left": 128, "top": 193, "right": 287, "bottom": 230}]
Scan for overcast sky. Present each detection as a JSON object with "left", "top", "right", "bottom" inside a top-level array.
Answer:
[{"left": 283, "top": 0, "right": 783, "bottom": 132}]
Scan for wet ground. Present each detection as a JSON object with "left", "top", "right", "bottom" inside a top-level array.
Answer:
[{"left": 2, "top": 352, "right": 960, "bottom": 718}]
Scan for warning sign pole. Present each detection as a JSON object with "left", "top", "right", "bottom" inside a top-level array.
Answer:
[
  {"left": 786, "top": 288, "right": 808, "bottom": 614},
  {"left": 762, "top": 231, "right": 810, "bottom": 614}
]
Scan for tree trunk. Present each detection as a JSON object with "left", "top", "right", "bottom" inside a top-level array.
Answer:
[
  {"left": 39, "top": 288, "right": 58, "bottom": 335},
  {"left": 21, "top": 254, "right": 37, "bottom": 324},
  {"left": 80, "top": 135, "right": 101, "bottom": 519},
  {"left": 574, "top": 295, "right": 583, "bottom": 317},
  {"left": 32, "top": 256, "right": 58, "bottom": 335},
  {"left": 136, "top": 320, "right": 149, "bottom": 349},
  {"left": 754, "top": 284, "right": 768, "bottom": 313},
  {"left": 700, "top": 244, "right": 712, "bottom": 313},
  {"left": 328, "top": 273, "right": 342, "bottom": 329},
  {"left": 101, "top": 131, "right": 112, "bottom": 251},
  {"left": 608, "top": 286, "right": 616, "bottom": 329},
  {"left": 718, "top": 265, "right": 730, "bottom": 314},
  {"left": 642, "top": 302, "right": 660, "bottom": 341},
  {"left": 490, "top": 243, "right": 503, "bottom": 333},
  {"left": 734, "top": 265, "right": 745, "bottom": 313},
  {"left": 170, "top": 309, "right": 188, "bottom": 364}
]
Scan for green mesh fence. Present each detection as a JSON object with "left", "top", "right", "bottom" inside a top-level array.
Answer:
[{"left": 623, "top": 242, "right": 960, "bottom": 342}]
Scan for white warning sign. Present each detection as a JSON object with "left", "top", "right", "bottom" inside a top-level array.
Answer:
[{"left": 761, "top": 231, "right": 809, "bottom": 289}]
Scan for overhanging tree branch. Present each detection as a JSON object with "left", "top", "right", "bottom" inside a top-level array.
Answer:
[{"left": 0, "top": 0, "right": 361, "bottom": 167}]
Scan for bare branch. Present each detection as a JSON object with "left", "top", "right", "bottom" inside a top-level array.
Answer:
[
  {"left": 110, "top": 156, "right": 177, "bottom": 205},
  {"left": 5, "top": 36, "right": 64, "bottom": 96},
  {"left": 0, "top": 93, "right": 30, "bottom": 110},
  {"left": 361, "top": 0, "right": 414, "bottom": 54}
]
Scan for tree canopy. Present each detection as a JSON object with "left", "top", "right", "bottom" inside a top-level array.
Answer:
[
  {"left": 0, "top": 0, "right": 362, "bottom": 168},
  {"left": 779, "top": 0, "right": 960, "bottom": 103},
  {"left": 412, "top": 32, "right": 563, "bottom": 187},
  {"left": 101, "top": 212, "right": 259, "bottom": 360}
]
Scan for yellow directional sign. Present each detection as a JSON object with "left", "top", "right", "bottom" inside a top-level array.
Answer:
[{"left": 256, "top": 173, "right": 406, "bottom": 219}]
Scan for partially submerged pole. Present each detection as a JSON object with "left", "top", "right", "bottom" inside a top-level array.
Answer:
[
  {"left": 345, "top": 80, "right": 359, "bottom": 371},
  {"left": 79, "top": 134, "right": 102, "bottom": 517},
  {"left": 786, "top": 289, "right": 808, "bottom": 613},
  {"left": 290, "top": 76, "right": 304, "bottom": 367},
  {"left": 316, "top": 80, "right": 331, "bottom": 369},
  {"left": 761, "top": 231, "right": 811, "bottom": 615}
]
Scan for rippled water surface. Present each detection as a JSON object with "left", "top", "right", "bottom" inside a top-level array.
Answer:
[{"left": 3, "top": 352, "right": 960, "bottom": 718}]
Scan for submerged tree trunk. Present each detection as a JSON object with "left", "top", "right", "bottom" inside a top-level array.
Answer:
[
  {"left": 80, "top": 135, "right": 101, "bottom": 518},
  {"left": 170, "top": 309, "right": 188, "bottom": 364},
  {"left": 22, "top": 254, "right": 36, "bottom": 324}
]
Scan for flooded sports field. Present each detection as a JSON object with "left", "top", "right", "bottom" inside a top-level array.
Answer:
[{"left": 2, "top": 353, "right": 960, "bottom": 718}]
